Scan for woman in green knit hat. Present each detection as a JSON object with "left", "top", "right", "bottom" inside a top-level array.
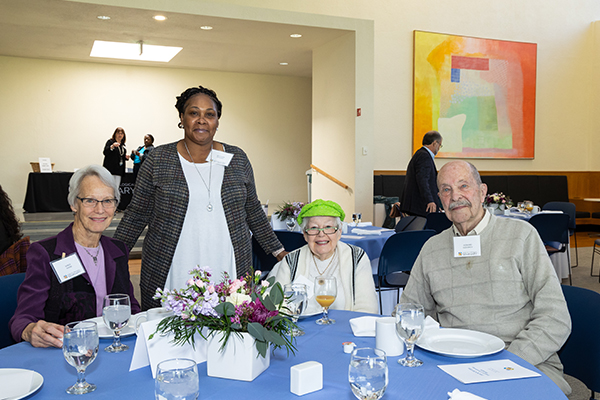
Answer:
[{"left": 268, "top": 199, "right": 377, "bottom": 314}]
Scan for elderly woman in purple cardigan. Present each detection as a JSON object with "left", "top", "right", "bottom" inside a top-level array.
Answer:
[{"left": 9, "top": 165, "right": 140, "bottom": 348}]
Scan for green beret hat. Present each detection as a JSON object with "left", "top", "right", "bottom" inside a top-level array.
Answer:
[{"left": 297, "top": 199, "right": 345, "bottom": 225}]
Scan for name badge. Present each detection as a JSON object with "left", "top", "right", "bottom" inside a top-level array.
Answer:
[
  {"left": 453, "top": 236, "right": 481, "bottom": 258},
  {"left": 50, "top": 253, "right": 86, "bottom": 284},
  {"left": 208, "top": 149, "right": 233, "bottom": 167}
]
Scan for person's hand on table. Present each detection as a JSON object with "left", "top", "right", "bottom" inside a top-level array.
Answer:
[
  {"left": 22, "top": 320, "right": 64, "bottom": 348},
  {"left": 276, "top": 250, "right": 289, "bottom": 262},
  {"left": 426, "top": 202, "right": 437, "bottom": 213}
]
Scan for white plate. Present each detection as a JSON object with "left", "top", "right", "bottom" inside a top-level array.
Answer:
[
  {"left": 416, "top": 328, "right": 505, "bottom": 358},
  {"left": 0, "top": 369, "right": 43, "bottom": 400},
  {"left": 85, "top": 315, "right": 137, "bottom": 339}
]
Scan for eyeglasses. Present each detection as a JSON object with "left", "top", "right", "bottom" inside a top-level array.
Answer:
[
  {"left": 77, "top": 197, "right": 118, "bottom": 209},
  {"left": 304, "top": 226, "right": 339, "bottom": 236}
]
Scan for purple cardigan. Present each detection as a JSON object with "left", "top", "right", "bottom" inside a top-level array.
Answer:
[{"left": 9, "top": 224, "right": 140, "bottom": 342}]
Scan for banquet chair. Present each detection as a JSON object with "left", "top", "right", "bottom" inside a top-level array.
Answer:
[
  {"left": 376, "top": 229, "right": 436, "bottom": 314},
  {"left": 0, "top": 272, "right": 25, "bottom": 349},
  {"left": 558, "top": 285, "right": 600, "bottom": 400},
  {"left": 528, "top": 213, "right": 571, "bottom": 284},
  {"left": 394, "top": 215, "right": 426, "bottom": 232},
  {"left": 252, "top": 231, "right": 305, "bottom": 278},
  {"left": 424, "top": 212, "right": 452, "bottom": 234},
  {"left": 542, "top": 202, "right": 579, "bottom": 268}
]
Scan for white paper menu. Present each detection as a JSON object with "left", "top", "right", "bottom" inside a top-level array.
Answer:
[{"left": 438, "top": 359, "right": 540, "bottom": 384}]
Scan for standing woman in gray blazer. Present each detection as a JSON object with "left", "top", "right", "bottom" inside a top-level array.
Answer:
[{"left": 115, "top": 86, "right": 286, "bottom": 310}]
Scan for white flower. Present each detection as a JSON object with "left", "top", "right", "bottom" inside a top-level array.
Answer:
[{"left": 225, "top": 292, "right": 251, "bottom": 306}]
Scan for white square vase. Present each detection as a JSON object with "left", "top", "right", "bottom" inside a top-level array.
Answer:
[{"left": 206, "top": 332, "right": 270, "bottom": 381}]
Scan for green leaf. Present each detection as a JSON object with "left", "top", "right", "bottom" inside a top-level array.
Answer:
[
  {"left": 214, "top": 302, "right": 236, "bottom": 316},
  {"left": 256, "top": 339, "right": 268, "bottom": 358},
  {"left": 263, "top": 329, "right": 286, "bottom": 346},
  {"left": 262, "top": 295, "right": 277, "bottom": 311},
  {"left": 269, "top": 282, "right": 284, "bottom": 306},
  {"left": 266, "top": 276, "right": 276, "bottom": 286},
  {"left": 247, "top": 322, "right": 266, "bottom": 341}
]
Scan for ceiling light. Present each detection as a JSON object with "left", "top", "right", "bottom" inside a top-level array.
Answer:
[
  {"left": 290, "top": 34, "right": 302, "bottom": 38},
  {"left": 200, "top": 26, "right": 213, "bottom": 30},
  {"left": 90, "top": 40, "right": 182, "bottom": 62},
  {"left": 153, "top": 15, "right": 167, "bottom": 21},
  {"left": 279, "top": 62, "right": 288, "bottom": 66},
  {"left": 97, "top": 16, "right": 111, "bottom": 20}
]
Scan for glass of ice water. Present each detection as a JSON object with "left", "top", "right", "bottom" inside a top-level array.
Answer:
[
  {"left": 348, "top": 347, "right": 388, "bottom": 400},
  {"left": 394, "top": 303, "right": 425, "bottom": 367},
  {"left": 284, "top": 283, "right": 308, "bottom": 337},
  {"left": 103, "top": 293, "right": 131, "bottom": 353},
  {"left": 155, "top": 358, "right": 199, "bottom": 400},
  {"left": 63, "top": 321, "right": 99, "bottom": 394}
]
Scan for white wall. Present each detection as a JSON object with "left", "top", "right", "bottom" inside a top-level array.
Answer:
[{"left": 0, "top": 56, "right": 311, "bottom": 211}]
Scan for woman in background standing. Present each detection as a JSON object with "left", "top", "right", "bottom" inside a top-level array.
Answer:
[
  {"left": 131, "top": 134, "right": 155, "bottom": 182},
  {"left": 102, "top": 127, "right": 129, "bottom": 188}
]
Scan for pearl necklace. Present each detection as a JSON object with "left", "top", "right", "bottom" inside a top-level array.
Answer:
[{"left": 183, "top": 141, "right": 214, "bottom": 212}]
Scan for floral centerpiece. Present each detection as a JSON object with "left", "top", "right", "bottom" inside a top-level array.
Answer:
[
  {"left": 485, "top": 192, "right": 513, "bottom": 208},
  {"left": 151, "top": 266, "right": 297, "bottom": 358},
  {"left": 274, "top": 201, "right": 305, "bottom": 222}
]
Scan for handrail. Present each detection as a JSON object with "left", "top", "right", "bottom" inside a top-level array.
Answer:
[{"left": 310, "top": 164, "right": 349, "bottom": 189}]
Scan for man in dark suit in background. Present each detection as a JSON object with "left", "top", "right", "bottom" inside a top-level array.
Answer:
[{"left": 400, "top": 131, "right": 443, "bottom": 217}]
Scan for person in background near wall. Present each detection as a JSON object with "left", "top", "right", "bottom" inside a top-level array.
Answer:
[
  {"left": 102, "top": 127, "right": 129, "bottom": 188},
  {"left": 400, "top": 130, "right": 443, "bottom": 217},
  {"left": 114, "top": 85, "right": 286, "bottom": 310},
  {"left": 9, "top": 165, "right": 140, "bottom": 348},
  {"left": 0, "top": 184, "right": 22, "bottom": 256},
  {"left": 131, "top": 134, "right": 155, "bottom": 182}
]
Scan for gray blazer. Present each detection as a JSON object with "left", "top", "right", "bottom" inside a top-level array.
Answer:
[{"left": 114, "top": 141, "right": 282, "bottom": 309}]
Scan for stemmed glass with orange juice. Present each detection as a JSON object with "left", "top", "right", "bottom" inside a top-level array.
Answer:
[{"left": 314, "top": 276, "right": 337, "bottom": 325}]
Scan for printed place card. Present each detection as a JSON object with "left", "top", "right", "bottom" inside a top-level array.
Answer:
[{"left": 438, "top": 359, "right": 540, "bottom": 384}]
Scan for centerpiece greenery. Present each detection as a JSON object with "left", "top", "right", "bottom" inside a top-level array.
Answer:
[
  {"left": 485, "top": 192, "right": 513, "bottom": 207},
  {"left": 274, "top": 201, "right": 305, "bottom": 221},
  {"left": 150, "top": 266, "right": 297, "bottom": 358}
]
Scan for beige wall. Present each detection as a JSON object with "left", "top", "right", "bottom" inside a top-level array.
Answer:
[
  {"left": 220, "top": 0, "right": 600, "bottom": 174},
  {"left": 0, "top": 55, "right": 311, "bottom": 211}
]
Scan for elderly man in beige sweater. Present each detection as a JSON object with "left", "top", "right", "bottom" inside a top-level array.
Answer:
[{"left": 401, "top": 160, "right": 572, "bottom": 395}]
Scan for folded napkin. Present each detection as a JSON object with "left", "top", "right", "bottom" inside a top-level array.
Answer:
[
  {"left": 349, "top": 316, "right": 378, "bottom": 337},
  {"left": 355, "top": 222, "right": 373, "bottom": 227},
  {"left": 351, "top": 228, "right": 381, "bottom": 236},
  {"left": 539, "top": 210, "right": 562, "bottom": 214},
  {"left": 424, "top": 315, "right": 440, "bottom": 331},
  {"left": 448, "top": 389, "right": 488, "bottom": 400},
  {"left": 0, "top": 369, "right": 34, "bottom": 398}
]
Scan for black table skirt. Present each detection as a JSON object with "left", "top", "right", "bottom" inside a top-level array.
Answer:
[{"left": 23, "top": 172, "right": 135, "bottom": 213}]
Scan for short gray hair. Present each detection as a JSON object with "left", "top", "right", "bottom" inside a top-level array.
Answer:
[
  {"left": 300, "top": 216, "right": 343, "bottom": 232},
  {"left": 68, "top": 165, "right": 120, "bottom": 207}
]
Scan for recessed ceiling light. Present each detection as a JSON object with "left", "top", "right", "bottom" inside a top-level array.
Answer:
[
  {"left": 200, "top": 26, "right": 213, "bottom": 30},
  {"left": 153, "top": 15, "right": 167, "bottom": 21},
  {"left": 290, "top": 34, "right": 302, "bottom": 38},
  {"left": 90, "top": 40, "right": 182, "bottom": 62},
  {"left": 97, "top": 15, "right": 111, "bottom": 20},
  {"left": 280, "top": 62, "right": 288, "bottom": 66}
]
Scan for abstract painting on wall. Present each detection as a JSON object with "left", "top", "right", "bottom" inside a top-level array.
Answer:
[{"left": 413, "top": 31, "right": 537, "bottom": 159}]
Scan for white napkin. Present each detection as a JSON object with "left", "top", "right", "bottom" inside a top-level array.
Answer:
[
  {"left": 424, "top": 315, "right": 440, "bottom": 331},
  {"left": 0, "top": 369, "right": 34, "bottom": 398},
  {"left": 539, "top": 210, "right": 562, "bottom": 214},
  {"left": 349, "top": 316, "right": 378, "bottom": 337},
  {"left": 356, "top": 222, "right": 373, "bottom": 227},
  {"left": 448, "top": 389, "right": 488, "bottom": 400},
  {"left": 351, "top": 228, "right": 381, "bottom": 236}
]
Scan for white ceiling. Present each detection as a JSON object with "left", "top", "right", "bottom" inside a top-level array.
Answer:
[{"left": 0, "top": 0, "right": 351, "bottom": 77}]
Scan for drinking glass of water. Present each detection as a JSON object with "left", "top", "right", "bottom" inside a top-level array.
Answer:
[
  {"left": 284, "top": 283, "right": 308, "bottom": 337},
  {"left": 103, "top": 293, "right": 131, "bottom": 353},
  {"left": 155, "top": 358, "right": 199, "bottom": 400},
  {"left": 63, "top": 321, "right": 99, "bottom": 394},
  {"left": 394, "top": 303, "right": 425, "bottom": 367},
  {"left": 348, "top": 347, "right": 388, "bottom": 400}
]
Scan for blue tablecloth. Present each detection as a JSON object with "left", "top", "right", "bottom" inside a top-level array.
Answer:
[
  {"left": 0, "top": 311, "right": 566, "bottom": 399},
  {"left": 340, "top": 225, "right": 395, "bottom": 261}
]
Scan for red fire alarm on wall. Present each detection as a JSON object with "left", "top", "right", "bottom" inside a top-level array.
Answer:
[{"left": 357, "top": 108, "right": 361, "bottom": 117}]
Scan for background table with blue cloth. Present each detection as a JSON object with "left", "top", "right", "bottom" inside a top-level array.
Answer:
[{"left": 0, "top": 310, "right": 566, "bottom": 399}]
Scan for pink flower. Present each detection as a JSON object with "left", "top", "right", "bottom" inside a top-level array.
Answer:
[
  {"left": 207, "top": 285, "right": 215, "bottom": 294},
  {"left": 195, "top": 280, "right": 205, "bottom": 288}
]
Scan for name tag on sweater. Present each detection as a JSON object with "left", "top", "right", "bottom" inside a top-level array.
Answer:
[
  {"left": 209, "top": 149, "right": 233, "bottom": 166},
  {"left": 50, "top": 253, "right": 86, "bottom": 283},
  {"left": 453, "top": 236, "right": 481, "bottom": 257}
]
